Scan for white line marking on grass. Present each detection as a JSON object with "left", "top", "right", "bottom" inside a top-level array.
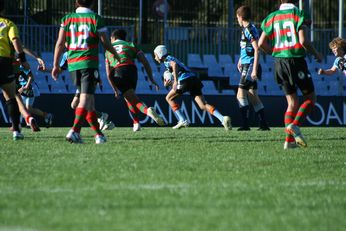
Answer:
[
  {"left": 0, "top": 183, "right": 191, "bottom": 195},
  {"left": 0, "top": 228, "right": 39, "bottom": 231},
  {"left": 2, "top": 180, "right": 344, "bottom": 195}
]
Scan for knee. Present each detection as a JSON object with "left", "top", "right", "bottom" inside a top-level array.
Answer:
[{"left": 165, "top": 95, "right": 172, "bottom": 103}]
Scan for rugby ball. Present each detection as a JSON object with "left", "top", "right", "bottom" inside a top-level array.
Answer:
[{"left": 163, "top": 70, "right": 173, "bottom": 86}]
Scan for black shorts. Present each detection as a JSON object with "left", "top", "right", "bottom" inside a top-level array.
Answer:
[
  {"left": 0, "top": 57, "right": 15, "bottom": 86},
  {"left": 176, "top": 76, "right": 203, "bottom": 96},
  {"left": 274, "top": 57, "right": 314, "bottom": 95},
  {"left": 238, "top": 63, "right": 261, "bottom": 90},
  {"left": 111, "top": 65, "right": 138, "bottom": 94},
  {"left": 70, "top": 68, "right": 99, "bottom": 94}
]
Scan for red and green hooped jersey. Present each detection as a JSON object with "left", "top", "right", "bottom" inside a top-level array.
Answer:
[
  {"left": 60, "top": 8, "right": 106, "bottom": 71},
  {"left": 105, "top": 40, "right": 139, "bottom": 68},
  {"left": 261, "top": 5, "right": 306, "bottom": 58}
]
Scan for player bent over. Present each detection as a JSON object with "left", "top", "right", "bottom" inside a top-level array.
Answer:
[
  {"left": 153, "top": 45, "right": 232, "bottom": 130},
  {"left": 105, "top": 29, "right": 165, "bottom": 131}
]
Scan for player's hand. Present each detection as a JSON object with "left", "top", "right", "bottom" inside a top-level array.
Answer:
[
  {"left": 251, "top": 71, "right": 258, "bottom": 81},
  {"left": 152, "top": 82, "right": 160, "bottom": 91},
  {"left": 164, "top": 79, "right": 172, "bottom": 87},
  {"left": 318, "top": 68, "right": 323, "bottom": 75},
  {"left": 237, "top": 62, "right": 241, "bottom": 72},
  {"left": 114, "top": 89, "right": 119, "bottom": 99},
  {"left": 18, "top": 87, "right": 24, "bottom": 94},
  {"left": 37, "top": 58, "right": 46, "bottom": 71},
  {"left": 51, "top": 66, "right": 60, "bottom": 80}
]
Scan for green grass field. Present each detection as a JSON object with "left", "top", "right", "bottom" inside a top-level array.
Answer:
[{"left": 1, "top": 126, "right": 345, "bottom": 231}]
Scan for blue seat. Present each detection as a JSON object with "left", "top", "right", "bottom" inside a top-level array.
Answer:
[{"left": 187, "top": 53, "right": 206, "bottom": 69}]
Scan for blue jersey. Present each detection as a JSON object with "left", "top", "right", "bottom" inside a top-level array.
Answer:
[
  {"left": 240, "top": 23, "right": 259, "bottom": 64},
  {"left": 60, "top": 52, "right": 68, "bottom": 70},
  {"left": 333, "top": 55, "right": 346, "bottom": 74},
  {"left": 16, "top": 66, "right": 36, "bottom": 97},
  {"left": 163, "top": 55, "right": 196, "bottom": 81}
]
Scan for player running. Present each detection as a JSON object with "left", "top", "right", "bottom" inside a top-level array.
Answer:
[
  {"left": 259, "top": 0, "right": 323, "bottom": 149},
  {"left": 14, "top": 48, "right": 53, "bottom": 128},
  {"left": 58, "top": 51, "right": 115, "bottom": 131},
  {"left": 51, "top": 0, "right": 121, "bottom": 144},
  {"left": 153, "top": 45, "right": 232, "bottom": 130},
  {"left": 105, "top": 29, "right": 165, "bottom": 131}
]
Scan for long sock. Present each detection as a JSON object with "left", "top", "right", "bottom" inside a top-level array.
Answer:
[
  {"left": 284, "top": 111, "right": 295, "bottom": 143},
  {"left": 86, "top": 111, "right": 103, "bottom": 136},
  {"left": 25, "top": 115, "right": 31, "bottom": 125},
  {"left": 6, "top": 98, "right": 20, "bottom": 132},
  {"left": 126, "top": 101, "right": 140, "bottom": 124},
  {"left": 171, "top": 103, "right": 186, "bottom": 122},
  {"left": 208, "top": 105, "right": 224, "bottom": 123},
  {"left": 133, "top": 100, "right": 148, "bottom": 115},
  {"left": 240, "top": 105, "right": 249, "bottom": 128},
  {"left": 238, "top": 98, "right": 249, "bottom": 128},
  {"left": 254, "top": 103, "right": 267, "bottom": 127},
  {"left": 72, "top": 107, "right": 87, "bottom": 133},
  {"left": 293, "top": 99, "right": 314, "bottom": 126}
]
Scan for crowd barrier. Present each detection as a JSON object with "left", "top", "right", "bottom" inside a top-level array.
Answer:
[{"left": 1, "top": 94, "right": 345, "bottom": 128}]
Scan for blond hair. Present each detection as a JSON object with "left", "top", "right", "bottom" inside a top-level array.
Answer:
[{"left": 329, "top": 37, "right": 346, "bottom": 52}]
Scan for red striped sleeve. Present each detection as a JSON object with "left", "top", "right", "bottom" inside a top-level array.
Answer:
[{"left": 265, "top": 13, "right": 300, "bottom": 28}]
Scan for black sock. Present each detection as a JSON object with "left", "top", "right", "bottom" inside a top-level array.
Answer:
[
  {"left": 256, "top": 108, "right": 267, "bottom": 127},
  {"left": 240, "top": 105, "right": 249, "bottom": 128},
  {"left": 6, "top": 98, "right": 20, "bottom": 132}
]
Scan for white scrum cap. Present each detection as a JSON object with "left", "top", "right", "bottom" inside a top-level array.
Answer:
[{"left": 154, "top": 45, "right": 168, "bottom": 59}]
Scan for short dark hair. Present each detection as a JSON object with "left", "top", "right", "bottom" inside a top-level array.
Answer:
[
  {"left": 76, "top": 0, "right": 95, "bottom": 8},
  {"left": 236, "top": 6, "right": 251, "bottom": 21},
  {"left": 111, "top": 29, "right": 127, "bottom": 40},
  {"left": 281, "top": 0, "right": 299, "bottom": 4},
  {"left": 0, "top": 0, "right": 4, "bottom": 12}
]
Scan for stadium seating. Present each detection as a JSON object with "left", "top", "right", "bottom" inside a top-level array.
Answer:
[
  {"left": 201, "top": 81, "right": 219, "bottom": 95},
  {"left": 26, "top": 52, "right": 344, "bottom": 97},
  {"left": 187, "top": 53, "right": 206, "bottom": 69},
  {"left": 218, "top": 54, "right": 234, "bottom": 67}
]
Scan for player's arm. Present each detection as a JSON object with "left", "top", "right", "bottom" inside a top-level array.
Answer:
[
  {"left": 24, "top": 72, "right": 34, "bottom": 89},
  {"left": 12, "top": 37, "right": 30, "bottom": 70},
  {"left": 23, "top": 47, "right": 46, "bottom": 71},
  {"left": 251, "top": 39, "right": 259, "bottom": 80},
  {"left": 137, "top": 51, "right": 159, "bottom": 90},
  {"left": 99, "top": 32, "right": 121, "bottom": 63},
  {"left": 298, "top": 25, "right": 323, "bottom": 63},
  {"left": 258, "top": 32, "right": 272, "bottom": 55},
  {"left": 52, "top": 28, "right": 66, "bottom": 80},
  {"left": 105, "top": 58, "right": 119, "bottom": 98},
  {"left": 318, "top": 66, "right": 338, "bottom": 76},
  {"left": 18, "top": 72, "right": 34, "bottom": 94}
]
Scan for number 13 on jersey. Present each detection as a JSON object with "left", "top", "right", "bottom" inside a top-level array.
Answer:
[{"left": 273, "top": 21, "right": 298, "bottom": 49}]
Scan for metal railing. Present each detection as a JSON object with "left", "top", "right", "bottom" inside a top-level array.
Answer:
[{"left": 17, "top": 24, "right": 337, "bottom": 62}]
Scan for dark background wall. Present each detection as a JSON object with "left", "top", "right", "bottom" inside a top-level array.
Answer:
[{"left": 1, "top": 94, "right": 345, "bottom": 128}]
